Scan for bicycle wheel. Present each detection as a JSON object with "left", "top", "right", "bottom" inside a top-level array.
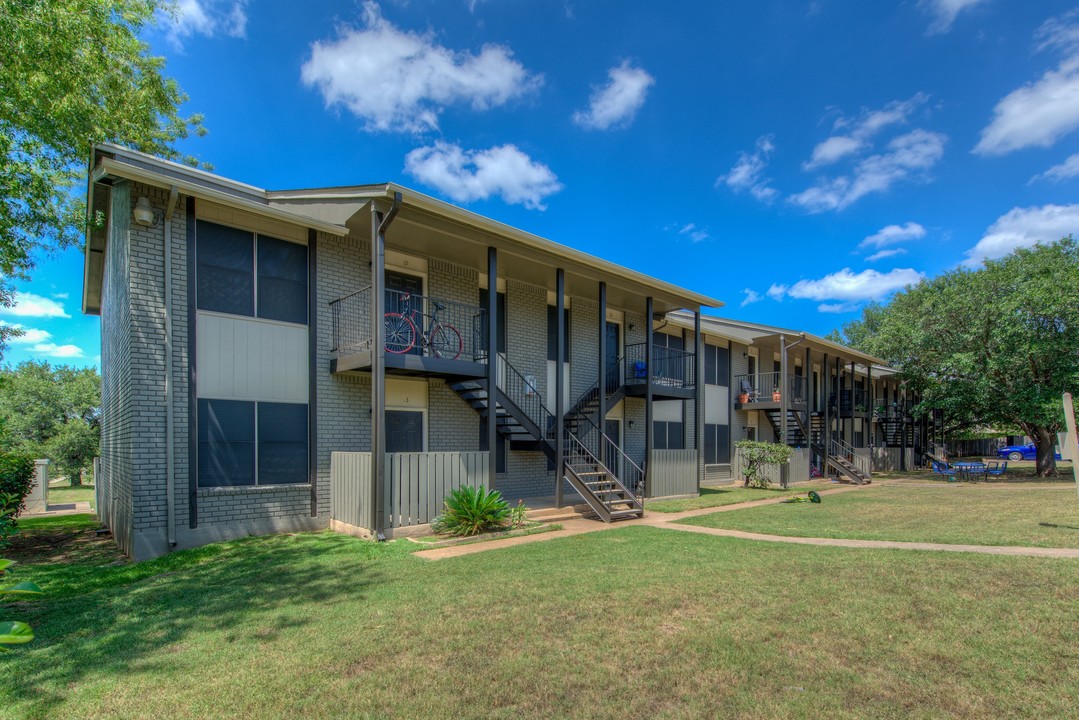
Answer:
[
  {"left": 384, "top": 313, "right": 416, "bottom": 354},
  {"left": 427, "top": 323, "right": 462, "bottom": 359}
]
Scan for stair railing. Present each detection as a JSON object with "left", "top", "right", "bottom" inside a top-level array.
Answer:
[
  {"left": 495, "top": 354, "right": 553, "bottom": 433},
  {"left": 571, "top": 414, "right": 645, "bottom": 499},
  {"left": 829, "top": 438, "right": 871, "bottom": 478}
]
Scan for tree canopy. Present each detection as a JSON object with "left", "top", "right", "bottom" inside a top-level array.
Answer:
[
  {"left": 0, "top": 361, "right": 100, "bottom": 484},
  {"left": 835, "top": 238, "right": 1079, "bottom": 475},
  {"left": 0, "top": 0, "right": 203, "bottom": 352}
]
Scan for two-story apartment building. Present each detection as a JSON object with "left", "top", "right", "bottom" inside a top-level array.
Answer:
[{"left": 85, "top": 145, "right": 724, "bottom": 560}]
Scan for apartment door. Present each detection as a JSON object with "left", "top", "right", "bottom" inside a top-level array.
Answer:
[
  {"left": 605, "top": 321, "right": 620, "bottom": 388},
  {"left": 386, "top": 410, "right": 423, "bottom": 453},
  {"left": 386, "top": 270, "right": 423, "bottom": 355}
]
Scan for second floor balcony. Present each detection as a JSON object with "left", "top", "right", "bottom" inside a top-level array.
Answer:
[
  {"left": 330, "top": 287, "right": 488, "bottom": 376},
  {"left": 623, "top": 342, "right": 696, "bottom": 399},
  {"left": 734, "top": 372, "right": 807, "bottom": 408}
]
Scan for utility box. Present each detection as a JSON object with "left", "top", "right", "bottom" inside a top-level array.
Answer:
[{"left": 24, "top": 459, "right": 49, "bottom": 514}]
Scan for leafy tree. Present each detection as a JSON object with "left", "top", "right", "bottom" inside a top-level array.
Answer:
[
  {"left": 0, "top": 362, "right": 100, "bottom": 485},
  {"left": 736, "top": 440, "right": 794, "bottom": 489},
  {"left": 0, "top": 0, "right": 204, "bottom": 356},
  {"left": 836, "top": 239, "right": 1079, "bottom": 476}
]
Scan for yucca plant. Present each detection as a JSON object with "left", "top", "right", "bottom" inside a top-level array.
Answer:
[
  {"left": 0, "top": 559, "right": 42, "bottom": 653},
  {"left": 432, "top": 485, "right": 510, "bottom": 537}
]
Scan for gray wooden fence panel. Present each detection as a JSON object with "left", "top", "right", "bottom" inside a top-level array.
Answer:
[
  {"left": 330, "top": 452, "right": 372, "bottom": 531},
  {"left": 733, "top": 447, "right": 810, "bottom": 485},
  {"left": 648, "top": 449, "right": 697, "bottom": 497},
  {"left": 387, "top": 451, "right": 490, "bottom": 528},
  {"left": 871, "top": 447, "right": 913, "bottom": 472}
]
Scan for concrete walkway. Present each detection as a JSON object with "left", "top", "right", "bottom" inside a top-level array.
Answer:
[{"left": 414, "top": 481, "right": 1079, "bottom": 561}]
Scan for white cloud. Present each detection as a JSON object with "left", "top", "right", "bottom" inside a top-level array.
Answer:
[
  {"left": 963, "top": 203, "right": 1079, "bottom": 267},
  {"left": 859, "top": 222, "right": 926, "bottom": 249},
  {"left": 31, "top": 343, "right": 84, "bottom": 359},
  {"left": 51, "top": 292, "right": 69, "bottom": 300},
  {"left": 919, "top": 0, "right": 987, "bottom": 35},
  {"left": 404, "top": 141, "right": 562, "bottom": 209},
  {"left": 817, "top": 301, "right": 863, "bottom": 314},
  {"left": 766, "top": 283, "right": 787, "bottom": 301},
  {"left": 678, "top": 223, "right": 710, "bottom": 243},
  {"left": 791, "top": 130, "right": 946, "bottom": 212},
  {"left": 1031, "top": 152, "right": 1079, "bottom": 182},
  {"left": 718, "top": 136, "right": 778, "bottom": 202},
  {"left": 301, "top": 2, "right": 542, "bottom": 133},
  {"left": 0, "top": 292, "right": 70, "bottom": 319},
  {"left": 572, "top": 61, "right": 654, "bottom": 130},
  {"left": 740, "top": 289, "right": 763, "bottom": 307},
  {"left": 806, "top": 94, "right": 928, "bottom": 170},
  {"left": 0, "top": 323, "right": 52, "bottom": 344},
  {"left": 866, "top": 248, "right": 908, "bottom": 262},
  {"left": 162, "top": 0, "right": 248, "bottom": 48},
  {"left": 975, "top": 12, "right": 1079, "bottom": 155},
  {"left": 771, "top": 268, "right": 924, "bottom": 303}
]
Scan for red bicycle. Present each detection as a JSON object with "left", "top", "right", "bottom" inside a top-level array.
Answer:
[{"left": 384, "top": 294, "right": 462, "bottom": 359}]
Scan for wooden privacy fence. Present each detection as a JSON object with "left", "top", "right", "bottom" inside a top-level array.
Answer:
[
  {"left": 648, "top": 449, "right": 697, "bottom": 497},
  {"left": 871, "top": 447, "right": 913, "bottom": 472},
  {"left": 330, "top": 451, "right": 490, "bottom": 534},
  {"left": 733, "top": 447, "right": 811, "bottom": 485}
]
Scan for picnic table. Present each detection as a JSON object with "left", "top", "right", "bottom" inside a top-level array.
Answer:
[{"left": 953, "top": 461, "right": 989, "bottom": 482}]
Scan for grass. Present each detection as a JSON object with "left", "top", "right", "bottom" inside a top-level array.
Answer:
[
  {"left": 648, "top": 480, "right": 836, "bottom": 513},
  {"left": 681, "top": 484, "right": 1079, "bottom": 548},
  {"left": 410, "top": 521, "right": 562, "bottom": 544},
  {"left": 1, "top": 513, "right": 1077, "bottom": 718},
  {"left": 44, "top": 482, "right": 96, "bottom": 509}
]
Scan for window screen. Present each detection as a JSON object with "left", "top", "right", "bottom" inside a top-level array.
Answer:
[
  {"left": 704, "top": 423, "right": 731, "bottom": 464},
  {"left": 197, "top": 221, "right": 255, "bottom": 316},
  {"left": 704, "top": 344, "right": 730, "bottom": 387},
  {"left": 478, "top": 289, "right": 507, "bottom": 354},
  {"left": 198, "top": 399, "right": 256, "bottom": 486},
  {"left": 257, "top": 402, "right": 309, "bottom": 485},
  {"left": 257, "top": 236, "right": 308, "bottom": 324},
  {"left": 546, "top": 306, "right": 570, "bottom": 362},
  {"left": 653, "top": 421, "right": 685, "bottom": 450}
]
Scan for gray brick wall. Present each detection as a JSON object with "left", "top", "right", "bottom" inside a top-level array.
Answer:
[
  {"left": 99, "top": 181, "right": 134, "bottom": 556},
  {"left": 428, "top": 379, "right": 479, "bottom": 452}
]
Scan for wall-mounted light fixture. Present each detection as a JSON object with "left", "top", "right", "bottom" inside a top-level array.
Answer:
[
  {"left": 628, "top": 420, "right": 635, "bottom": 428},
  {"left": 132, "top": 196, "right": 162, "bottom": 227},
  {"left": 628, "top": 323, "right": 635, "bottom": 331}
]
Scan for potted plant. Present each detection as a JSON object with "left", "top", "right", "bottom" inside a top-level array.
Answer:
[
  {"left": 772, "top": 387, "right": 781, "bottom": 402},
  {"left": 738, "top": 391, "right": 749, "bottom": 403}
]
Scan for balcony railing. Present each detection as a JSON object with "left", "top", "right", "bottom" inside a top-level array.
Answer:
[
  {"left": 623, "top": 343, "right": 695, "bottom": 389},
  {"left": 330, "top": 287, "right": 487, "bottom": 361},
  {"left": 733, "top": 372, "right": 806, "bottom": 404},
  {"left": 837, "top": 388, "right": 869, "bottom": 414}
]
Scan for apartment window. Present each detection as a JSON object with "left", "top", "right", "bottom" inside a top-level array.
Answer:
[
  {"left": 703, "top": 423, "right": 730, "bottom": 464},
  {"left": 196, "top": 220, "right": 308, "bottom": 324},
  {"left": 198, "top": 399, "right": 308, "bottom": 487},
  {"left": 704, "top": 344, "right": 729, "bottom": 387},
  {"left": 546, "top": 306, "right": 571, "bottom": 362},
  {"left": 653, "top": 421, "right": 684, "bottom": 450}
]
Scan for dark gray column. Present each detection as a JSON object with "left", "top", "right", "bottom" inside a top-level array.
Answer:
[
  {"left": 867, "top": 364, "right": 874, "bottom": 449},
  {"left": 694, "top": 311, "right": 703, "bottom": 492},
  {"left": 486, "top": 247, "right": 498, "bottom": 487},
  {"left": 370, "top": 204, "right": 386, "bottom": 534},
  {"left": 308, "top": 229, "right": 318, "bottom": 517},
  {"left": 835, "top": 356, "right": 842, "bottom": 444},
  {"left": 597, "top": 281, "right": 607, "bottom": 465},
  {"left": 555, "top": 269, "right": 565, "bottom": 508},
  {"left": 822, "top": 352, "right": 830, "bottom": 473},
  {"left": 849, "top": 360, "right": 856, "bottom": 444},
  {"left": 779, "top": 334, "right": 789, "bottom": 488},
  {"left": 644, "top": 297, "right": 654, "bottom": 492}
]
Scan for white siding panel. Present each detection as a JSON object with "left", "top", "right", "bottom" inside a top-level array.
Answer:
[
  {"left": 197, "top": 312, "right": 308, "bottom": 402},
  {"left": 705, "top": 385, "right": 729, "bottom": 424},
  {"left": 654, "top": 400, "right": 682, "bottom": 422}
]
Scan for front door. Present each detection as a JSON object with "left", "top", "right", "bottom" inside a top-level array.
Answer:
[
  {"left": 386, "top": 270, "right": 424, "bottom": 355},
  {"left": 605, "top": 418, "right": 622, "bottom": 477},
  {"left": 605, "top": 321, "right": 621, "bottom": 388},
  {"left": 386, "top": 410, "right": 424, "bottom": 453}
]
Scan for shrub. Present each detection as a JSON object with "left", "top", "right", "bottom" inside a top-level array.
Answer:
[
  {"left": 736, "top": 440, "right": 794, "bottom": 489},
  {"left": 0, "top": 453, "right": 35, "bottom": 517},
  {"left": 432, "top": 485, "right": 510, "bottom": 536},
  {"left": 0, "top": 558, "right": 43, "bottom": 653}
]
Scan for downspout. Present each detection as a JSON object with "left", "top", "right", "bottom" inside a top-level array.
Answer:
[{"left": 163, "top": 186, "right": 179, "bottom": 547}]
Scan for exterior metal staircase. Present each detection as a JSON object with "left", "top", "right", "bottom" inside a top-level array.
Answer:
[
  {"left": 448, "top": 356, "right": 644, "bottom": 522},
  {"left": 822, "top": 438, "right": 871, "bottom": 484},
  {"left": 762, "top": 408, "right": 814, "bottom": 446},
  {"left": 561, "top": 362, "right": 624, "bottom": 436}
]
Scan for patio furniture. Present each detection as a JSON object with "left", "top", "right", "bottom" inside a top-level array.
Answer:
[
  {"left": 954, "top": 461, "right": 988, "bottom": 482},
  {"left": 986, "top": 461, "right": 1008, "bottom": 477},
  {"left": 739, "top": 378, "right": 758, "bottom": 402},
  {"left": 931, "top": 461, "right": 957, "bottom": 481}
]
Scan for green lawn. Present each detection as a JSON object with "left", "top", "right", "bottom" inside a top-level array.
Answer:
[
  {"left": 44, "top": 482, "right": 96, "bottom": 509},
  {"left": 1, "top": 515, "right": 1077, "bottom": 718},
  {"left": 648, "top": 480, "right": 836, "bottom": 513},
  {"left": 680, "top": 484, "right": 1079, "bottom": 548}
]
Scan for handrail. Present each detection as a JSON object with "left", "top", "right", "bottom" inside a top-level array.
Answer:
[
  {"left": 566, "top": 356, "right": 623, "bottom": 423},
  {"left": 734, "top": 372, "right": 807, "bottom": 403},
  {"left": 624, "top": 343, "right": 695, "bottom": 388},
  {"left": 570, "top": 412, "right": 645, "bottom": 499},
  {"left": 829, "top": 438, "right": 871, "bottom": 478}
]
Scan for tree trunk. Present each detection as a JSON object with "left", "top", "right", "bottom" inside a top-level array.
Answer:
[{"left": 1032, "top": 426, "right": 1058, "bottom": 477}]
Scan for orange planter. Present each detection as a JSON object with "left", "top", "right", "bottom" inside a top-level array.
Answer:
[{"left": 772, "top": 391, "right": 781, "bottom": 401}]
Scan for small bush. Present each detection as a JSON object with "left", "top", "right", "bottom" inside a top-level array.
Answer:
[
  {"left": 0, "top": 454, "right": 34, "bottom": 516},
  {"left": 432, "top": 485, "right": 510, "bottom": 536},
  {"left": 736, "top": 440, "right": 794, "bottom": 489}
]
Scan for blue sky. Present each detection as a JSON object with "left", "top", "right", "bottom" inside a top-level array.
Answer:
[{"left": 6, "top": 0, "right": 1079, "bottom": 369}]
